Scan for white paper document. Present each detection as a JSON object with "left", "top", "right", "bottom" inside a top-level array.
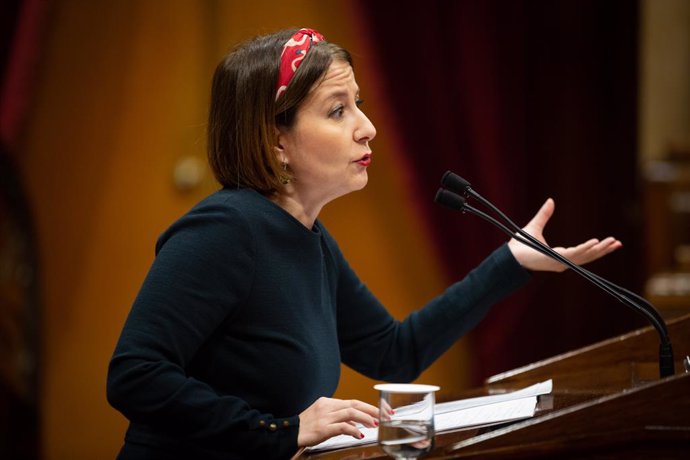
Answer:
[{"left": 307, "top": 379, "right": 552, "bottom": 453}]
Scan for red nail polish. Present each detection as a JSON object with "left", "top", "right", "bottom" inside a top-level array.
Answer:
[{"left": 359, "top": 433, "right": 365, "bottom": 439}]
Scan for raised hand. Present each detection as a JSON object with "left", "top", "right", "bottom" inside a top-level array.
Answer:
[
  {"left": 297, "top": 397, "right": 379, "bottom": 447},
  {"left": 507, "top": 198, "right": 622, "bottom": 272}
]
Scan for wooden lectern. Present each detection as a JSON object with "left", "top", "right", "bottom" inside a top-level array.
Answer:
[{"left": 299, "top": 314, "right": 690, "bottom": 459}]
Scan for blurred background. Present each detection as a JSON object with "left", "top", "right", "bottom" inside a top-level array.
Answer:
[{"left": 1, "top": 0, "right": 688, "bottom": 458}]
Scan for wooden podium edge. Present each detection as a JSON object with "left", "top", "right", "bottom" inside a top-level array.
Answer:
[
  {"left": 443, "top": 371, "right": 690, "bottom": 458},
  {"left": 486, "top": 313, "right": 690, "bottom": 386}
]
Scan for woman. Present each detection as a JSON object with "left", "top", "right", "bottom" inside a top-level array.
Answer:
[{"left": 107, "top": 28, "right": 621, "bottom": 459}]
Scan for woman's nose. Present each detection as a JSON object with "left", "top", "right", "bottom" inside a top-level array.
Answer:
[{"left": 355, "top": 110, "right": 377, "bottom": 143}]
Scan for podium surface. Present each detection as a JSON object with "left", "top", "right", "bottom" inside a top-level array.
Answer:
[{"left": 299, "top": 314, "right": 690, "bottom": 459}]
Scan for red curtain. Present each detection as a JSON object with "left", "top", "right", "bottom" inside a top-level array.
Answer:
[
  {"left": 358, "top": 0, "right": 643, "bottom": 383},
  {"left": 1, "top": 0, "right": 48, "bottom": 153},
  {"left": 1, "top": 1, "right": 47, "bottom": 459}
]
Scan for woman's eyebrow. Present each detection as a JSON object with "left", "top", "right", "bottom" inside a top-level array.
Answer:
[{"left": 321, "top": 87, "right": 360, "bottom": 102}]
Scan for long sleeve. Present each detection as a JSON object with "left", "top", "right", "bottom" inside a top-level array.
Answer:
[
  {"left": 335, "top": 242, "right": 530, "bottom": 382},
  {"left": 107, "top": 201, "right": 299, "bottom": 459},
  {"left": 108, "top": 188, "right": 530, "bottom": 459}
]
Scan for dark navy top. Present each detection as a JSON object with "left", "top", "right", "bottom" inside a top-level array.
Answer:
[{"left": 107, "top": 188, "right": 530, "bottom": 459}]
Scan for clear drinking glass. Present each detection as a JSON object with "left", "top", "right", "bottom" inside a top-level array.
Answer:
[{"left": 374, "top": 383, "right": 440, "bottom": 459}]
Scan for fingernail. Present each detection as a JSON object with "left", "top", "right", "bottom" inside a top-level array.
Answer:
[
  {"left": 373, "top": 420, "right": 379, "bottom": 427},
  {"left": 359, "top": 433, "right": 365, "bottom": 439}
]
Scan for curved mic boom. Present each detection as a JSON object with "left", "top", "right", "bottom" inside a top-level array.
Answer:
[{"left": 436, "top": 171, "right": 674, "bottom": 378}]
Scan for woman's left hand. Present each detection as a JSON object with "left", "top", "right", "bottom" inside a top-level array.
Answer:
[{"left": 507, "top": 198, "right": 622, "bottom": 272}]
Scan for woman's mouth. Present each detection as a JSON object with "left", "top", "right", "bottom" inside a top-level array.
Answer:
[{"left": 355, "top": 153, "right": 372, "bottom": 167}]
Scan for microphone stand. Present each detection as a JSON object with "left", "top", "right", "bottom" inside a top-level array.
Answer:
[{"left": 435, "top": 175, "right": 675, "bottom": 379}]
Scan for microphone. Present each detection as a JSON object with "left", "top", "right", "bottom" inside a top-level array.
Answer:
[{"left": 435, "top": 172, "right": 674, "bottom": 379}]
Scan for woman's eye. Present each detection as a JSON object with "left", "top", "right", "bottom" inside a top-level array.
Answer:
[{"left": 330, "top": 105, "right": 344, "bottom": 118}]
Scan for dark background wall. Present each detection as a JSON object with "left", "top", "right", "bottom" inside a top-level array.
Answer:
[{"left": 359, "top": 0, "right": 644, "bottom": 380}]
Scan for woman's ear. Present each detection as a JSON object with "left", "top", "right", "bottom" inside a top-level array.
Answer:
[
  {"left": 273, "top": 127, "right": 285, "bottom": 154},
  {"left": 274, "top": 126, "right": 293, "bottom": 184},
  {"left": 273, "top": 126, "right": 288, "bottom": 162}
]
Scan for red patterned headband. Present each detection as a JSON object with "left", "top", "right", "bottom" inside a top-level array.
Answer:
[{"left": 275, "top": 28, "right": 325, "bottom": 100}]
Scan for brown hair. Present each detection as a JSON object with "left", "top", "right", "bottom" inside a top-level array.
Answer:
[{"left": 207, "top": 28, "right": 352, "bottom": 194}]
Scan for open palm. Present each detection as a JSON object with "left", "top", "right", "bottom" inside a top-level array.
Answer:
[{"left": 507, "top": 198, "right": 622, "bottom": 272}]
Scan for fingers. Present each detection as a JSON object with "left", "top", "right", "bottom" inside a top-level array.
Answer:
[
  {"left": 326, "top": 400, "right": 378, "bottom": 440},
  {"left": 331, "top": 405, "right": 378, "bottom": 429},
  {"left": 585, "top": 237, "right": 622, "bottom": 262},
  {"left": 297, "top": 397, "right": 380, "bottom": 447},
  {"left": 379, "top": 399, "right": 395, "bottom": 422},
  {"left": 557, "top": 236, "right": 622, "bottom": 266},
  {"left": 513, "top": 197, "right": 623, "bottom": 272},
  {"left": 351, "top": 398, "right": 380, "bottom": 420},
  {"left": 526, "top": 198, "right": 555, "bottom": 230}
]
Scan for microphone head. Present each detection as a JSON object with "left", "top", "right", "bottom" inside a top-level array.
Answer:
[
  {"left": 441, "top": 171, "right": 472, "bottom": 195},
  {"left": 434, "top": 188, "right": 467, "bottom": 211}
]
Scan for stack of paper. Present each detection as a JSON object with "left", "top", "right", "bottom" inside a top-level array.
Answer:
[{"left": 307, "top": 379, "right": 552, "bottom": 453}]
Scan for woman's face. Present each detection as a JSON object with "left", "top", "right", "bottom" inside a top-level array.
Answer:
[{"left": 277, "top": 60, "right": 377, "bottom": 206}]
